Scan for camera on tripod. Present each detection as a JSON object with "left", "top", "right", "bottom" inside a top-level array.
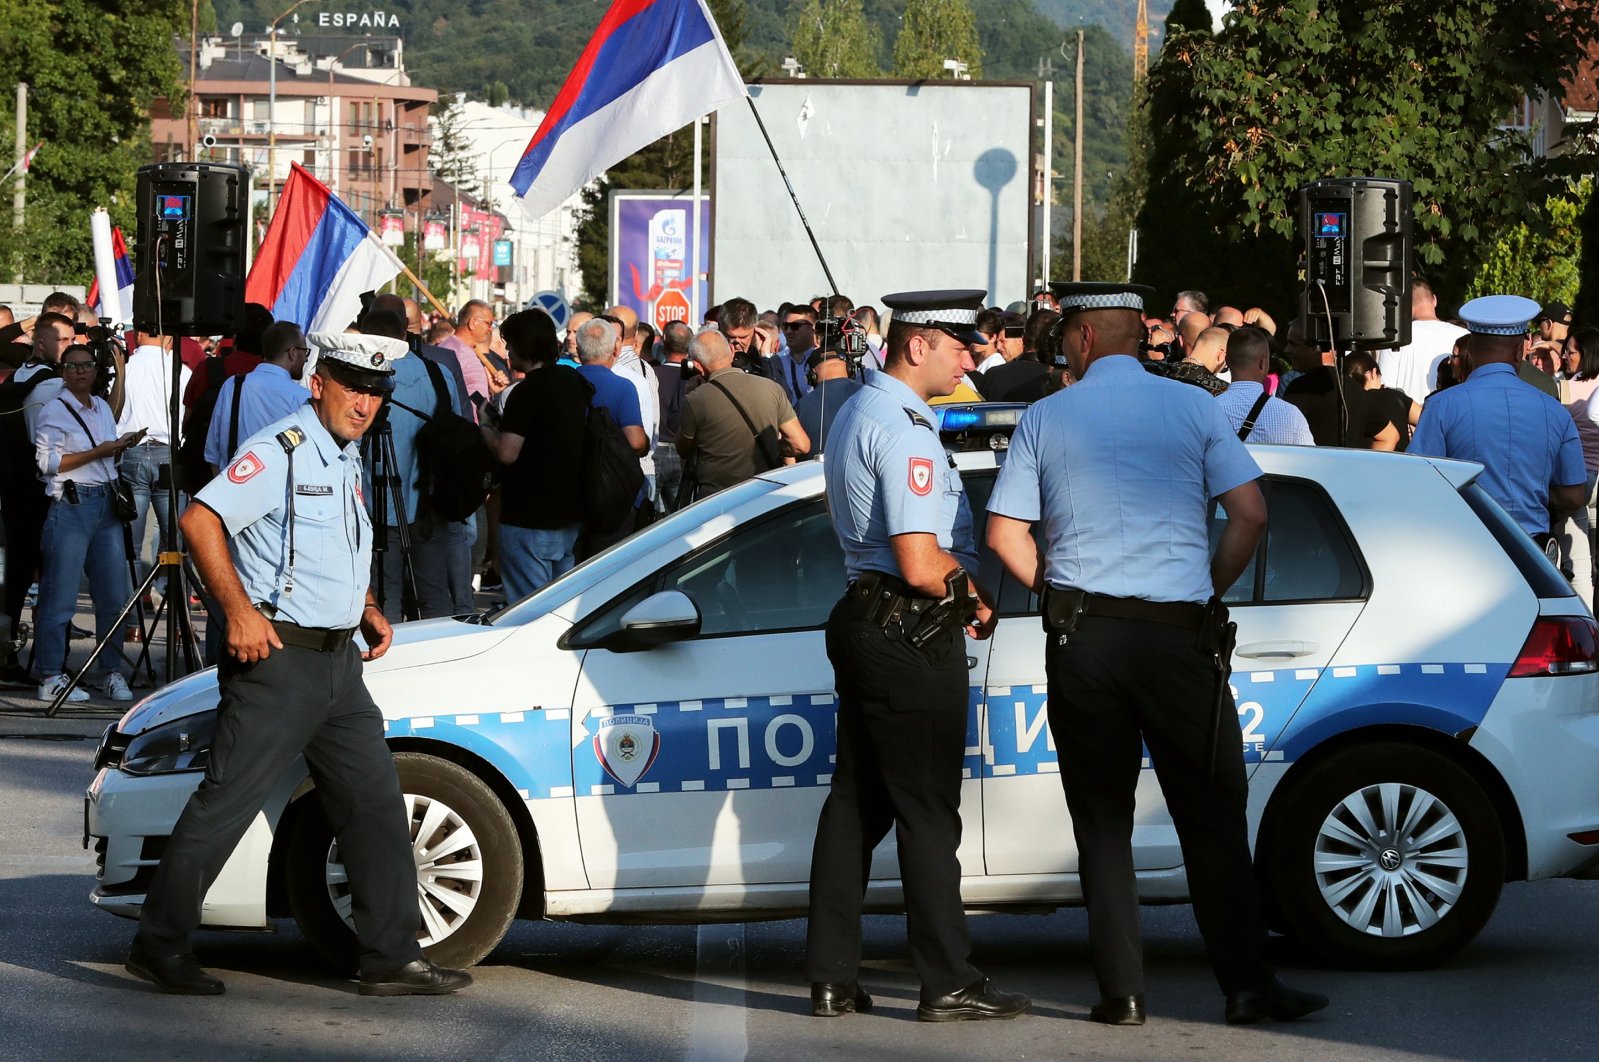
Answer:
[{"left": 816, "top": 313, "right": 868, "bottom": 374}]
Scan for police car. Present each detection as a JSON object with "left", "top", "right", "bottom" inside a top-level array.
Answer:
[{"left": 85, "top": 444, "right": 1599, "bottom": 972}]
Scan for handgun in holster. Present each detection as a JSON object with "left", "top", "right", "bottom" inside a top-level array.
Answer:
[{"left": 908, "top": 568, "right": 979, "bottom": 649}]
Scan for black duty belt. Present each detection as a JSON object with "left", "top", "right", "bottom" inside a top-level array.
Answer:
[
  {"left": 1043, "top": 586, "right": 1207, "bottom": 633},
  {"left": 847, "top": 569, "right": 938, "bottom": 619},
  {"left": 271, "top": 620, "right": 356, "bottom": 652}
]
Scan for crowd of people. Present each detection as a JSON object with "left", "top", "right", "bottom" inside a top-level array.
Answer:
[{"left": 1, "top": 275, "right": 1593, "bottom": 702}]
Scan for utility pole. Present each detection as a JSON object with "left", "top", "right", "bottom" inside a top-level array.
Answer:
[
  {"left": 1073, "top": 29, "right": 1084, "bottom": 282},
  {"left": 12, "top": 83, "right": 26, "bottom": 235},
  {"left": 188, "top": 0, "right": 200, "bottom": 159},
  {"left": 1134, "top": 0, "right": 1149, "bottom": 83}
]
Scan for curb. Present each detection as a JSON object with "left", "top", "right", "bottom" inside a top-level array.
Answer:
[{"left": 0, "top": 712, "right": 116, "bottom": 739}]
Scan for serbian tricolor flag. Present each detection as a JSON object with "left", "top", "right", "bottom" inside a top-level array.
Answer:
[
  {"left": 86, "top": 225, "right": 135, "bottom": 321},
  {"left": 510, "top": 0, "right": 745, "bottom": 218},
  {"left": 245, "top": 163, "right": 404, "bottom": 333}
]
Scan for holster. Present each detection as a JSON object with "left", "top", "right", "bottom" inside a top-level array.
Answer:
[
  {"left": 1201, "top": 595, "right": 1239, "bottom": 787},
  {"left": 1040, "top": 584, "right": 1088, "bottom": 636}
]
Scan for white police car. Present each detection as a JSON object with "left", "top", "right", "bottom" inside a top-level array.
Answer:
[{"left": 85, "top": 444, "right": 1599, "bottom": 972}]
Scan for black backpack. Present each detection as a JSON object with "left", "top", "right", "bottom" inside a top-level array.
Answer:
[
  {"left": 580, "top": 379, "right": 645, "bottom": 534},
  {"left": 0, "top": 365, "right": 58, "bottom": 491},
  {"left": 389, "top": 357, "right": 495, "bottom": 523},
  {"left": 175, "top": 357, "right": 235, "bottom": 493}
]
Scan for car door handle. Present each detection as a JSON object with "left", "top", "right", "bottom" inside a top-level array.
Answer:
[
  {"left": 967, "top": 656, "right": 979, "bottom": 670},
  {"left": 1236, "top": 640, "right": 1319, "bottom": 659}
]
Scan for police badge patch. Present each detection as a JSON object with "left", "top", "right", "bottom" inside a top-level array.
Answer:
[
  {"left": 594, "top": 715, "right": 660, "bottom": 788},
  {"left": 908, "top": 457, "right": 934, "bottom": 496}
]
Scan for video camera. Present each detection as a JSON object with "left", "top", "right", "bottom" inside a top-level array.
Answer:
[{"left": 815, "top": 312, "right": 869, "bottom": 376}]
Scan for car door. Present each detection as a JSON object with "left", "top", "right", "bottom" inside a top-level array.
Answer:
[{"left": 981, "top": 474, "right": 1369, "bottom": 877}]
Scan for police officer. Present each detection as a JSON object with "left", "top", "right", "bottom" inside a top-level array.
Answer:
[
  {"left": 1409, "top": 294, "right": 1586, "bottom": 544},
  {"left": 126, "top": 333, "right": 472, "bottom": 998},
  {"left": 985, "top": 283, "right": 1326, "bottom": 1026},
  {"left": 807, "top": 290, "right": 1029, "bottom": 1023}
]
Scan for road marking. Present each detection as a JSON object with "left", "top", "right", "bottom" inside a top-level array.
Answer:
[{"left": 687, "top": 924, "right": 747, "bottom": 1062}]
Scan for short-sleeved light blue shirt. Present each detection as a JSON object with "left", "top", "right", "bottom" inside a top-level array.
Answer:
[
  {"left": 204, "top": 362, "right": 310, "bottom": 468},
  {"left": 195, "top": 402, "right": 371, "bottom": 628},
  {"left": 364, "top": 354, "right": 462, "bottom": 525},
  {"left": 1409, "top": 361, "right": 1585, "bottom": 535},
  {"left": 988, "top": 354, "right": 1262, "bottom": 604},
  {"left": 824, "top": 371, "right": 977, "bottom": 580}
]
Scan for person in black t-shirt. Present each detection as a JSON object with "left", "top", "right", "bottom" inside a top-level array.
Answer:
[
  {"left": 978, "top": 308, "right": 1058, "bottom": 402},
  {"left": 1281, "top": 319, "right": 1398, "bottom": 448},
  {"left": 1345, "top": 351, "right": 1420, "bottom": 452},
  {"left": 479, "top": 310, "right": 589, "bottom": 601}
]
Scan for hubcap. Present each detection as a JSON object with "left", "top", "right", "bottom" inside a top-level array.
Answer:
[
  {"left": 1312, "top": 782, "right": 1468, "bottom": 938},
  {"left": 324, "top": 792, "right": 485, "bottom": 946}
]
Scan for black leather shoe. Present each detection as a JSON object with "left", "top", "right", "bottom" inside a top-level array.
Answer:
[
  {"left": 917, "top": 978, "right": 1031, "bottom": 1023},
  {"left": 1225, "top": 976, "right": 1329, "bottom": 1025},
  {"left": 1090, "top": 994, "right": 1146, "bottom": 1026},
  {"left": 810, "top": 980, "right": 873, "bottom": 1017},
  {"left": 357, "top": 959, "right": 474, "bottom": 997},
  {"left": 124, "top": 949, "right": 225, "bottom": 995}
]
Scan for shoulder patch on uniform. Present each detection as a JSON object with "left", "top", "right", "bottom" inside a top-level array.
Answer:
[
  {"left": 908, "top": 456, "right": 934, "bottom": 495},
  {"left": 227, "top": 450, "right": 266, "bottom": 484}
]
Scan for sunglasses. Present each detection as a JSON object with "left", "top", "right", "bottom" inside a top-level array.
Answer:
[
  {"left": 783, "top": 320, "right": 812, "bottom": 330},
  {"left": 62, "top": 361, "right": 97, "bottom": 371}
]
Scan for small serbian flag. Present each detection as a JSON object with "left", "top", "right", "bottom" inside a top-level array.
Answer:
[
  {"left": 86, "top": 225, "right": 135, "bottom": 322},
  {"left": 510, "top": 0, "right": 745, "bottom": 218},
  {"left": 245, "top": 163, "right": 404, "bottom": 333}
]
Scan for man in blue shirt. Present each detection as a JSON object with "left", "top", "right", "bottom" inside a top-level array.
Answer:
[
  {"left": 808, "top": 289, "right": 1029, "bottom": 1024},
  {"left": 130, "top": 333, "right": 470, "bottom": 999},
  {"left": 986, "top": 282, "right": 1325, "bottom": 1028},
  {"left": 204, "top": 320, "right": 310, "bottom": 474},
  {"left": 573, "top": 317, "right": 647, "bottom": 557},
  {"left": 1410, "top": 294, "right": 1586, "bottom": 539},
  {"left": 771, "top": 303, "right": 818, "bottom": 404}
]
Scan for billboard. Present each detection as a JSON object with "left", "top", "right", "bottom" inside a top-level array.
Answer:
[
  {"left": 609, "top": 191, "right": 711, "bottom": 329},
  {"left": 713, "top": 80, "right": 1035, "bottom": 311}
]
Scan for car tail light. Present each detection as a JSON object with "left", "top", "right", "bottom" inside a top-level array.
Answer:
[{"left": 1508, "top": 615, "right": 1599, "bottom": 677}]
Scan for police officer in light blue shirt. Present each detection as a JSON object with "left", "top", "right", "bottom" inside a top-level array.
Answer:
[
  {"left": 806, "top": 289, "right": 1029, "bottom": 1024},
  {"left": 1410, "top": 294, "right": 1586, "bottom": 540},
  {"left": 986, "top": 282, "right": 1326, "bottom": 1028},
  {"left": 128, "top": 333, "right": 472, "bottom": 1000},
  {"left": 203, "top": 320, "right": 311, "bottom": 472}
]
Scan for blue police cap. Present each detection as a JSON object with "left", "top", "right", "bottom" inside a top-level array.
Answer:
[
  {"left": 1050, "top": 282, "right": 1156, "bottom": 318},
  {"left": 1458, "top": 294, "right": 1540, "bottom": 336},
  {"left": 882, "top": 289, "right": 988, "bottom": 346}
]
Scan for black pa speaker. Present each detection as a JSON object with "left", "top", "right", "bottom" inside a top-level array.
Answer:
[
  {"left": 133, "top": 162, "right": 251, "bottom": 336},
  {"left": 1299, "top": 177, "right": 1413, "bottom": 350}
]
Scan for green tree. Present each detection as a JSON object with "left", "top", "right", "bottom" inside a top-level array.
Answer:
[
  {"left": 429, "top": 96, "right": 479, "bottom": 200},
  {"left": 1466, "top": 182, "right": 1588, "bottom": 309},
  {"left": 1163, "top": 0, "right": 1211, "bottom": 35},
  {"left": 397, "top": 241, "right": 454, "bottom": 308},
  {"left": 791, "top": 0, "right": 882, "bottom": 78},
  {"left": 893, "top": 0, "right": 983, "bottom": 80},
  {"left": 1137, "top": 0, "right": 1599, "bottom": 317},
  {"left": 0, "top": 0, "right": 187, "bottom": 283}
]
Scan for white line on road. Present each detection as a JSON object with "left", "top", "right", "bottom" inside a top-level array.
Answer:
[{"left": 686, "top": 923, "right": 747, "bottom": 1062}]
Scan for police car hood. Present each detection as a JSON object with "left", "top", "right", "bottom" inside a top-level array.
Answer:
[{"left": 114, "top": 618, "right": 515, "bottom": 736}]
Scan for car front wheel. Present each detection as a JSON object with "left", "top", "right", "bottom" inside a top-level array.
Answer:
[
  {"left": 1263, "top": 743, "right": 1505, "bottom": 969},
  {"left": 284, "top": 752, "right": 524, "bottom": 971}
]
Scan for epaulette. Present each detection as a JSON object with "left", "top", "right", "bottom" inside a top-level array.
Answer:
[
  {"left": 903, "top": 407, "right": 936, "bottom": 431},
  {"left": 275, "top": 426, "right": 307, "bottom": 454}
]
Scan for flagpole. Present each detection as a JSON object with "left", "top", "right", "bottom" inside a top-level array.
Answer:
[
  {"left": 743, "top": 95, "right": 838, "bottom": 297},
  {"left": 690, "top": 116, "right": 703, "bottom": 326}
]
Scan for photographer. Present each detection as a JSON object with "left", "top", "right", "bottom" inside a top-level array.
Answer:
[
  {"left": 32, "top": 343, "right": 140, "bottom": 703},
  {"left": 794, "top": 317, "right": 866, "bottom": 457}
]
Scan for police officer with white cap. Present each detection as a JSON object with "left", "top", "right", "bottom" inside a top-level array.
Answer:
[
  {"left": 1410, "top": 294, "right": 1586, "bottom": 543},
  {"left": 807, "top": 290, "right": 1029, "bottom": 1023},
  {"left": 127, "top": 332, "right": 472, "bottom": 998},
  {"left": 985, "top": 282, "right": 1326, "bottom": 1027}
]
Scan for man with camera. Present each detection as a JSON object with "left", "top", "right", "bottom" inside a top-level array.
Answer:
[
  {"left": 985, "top": 282, "right": 1326, "bottom": 1028},
  {"left": 794, "top": 321, "right": 865, "bottom": 457}
]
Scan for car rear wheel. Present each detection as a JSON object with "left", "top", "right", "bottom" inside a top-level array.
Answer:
[
  {"left": 285, "top": 752, "right": 524, "bottom": 972},
  {"left": 1263, "top": 743, "right": 1504, "bottom": 969}
]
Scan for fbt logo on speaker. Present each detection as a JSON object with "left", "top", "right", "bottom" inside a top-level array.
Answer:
[{"left": 317, "top": 10, "right": 401, "bottom": 30}]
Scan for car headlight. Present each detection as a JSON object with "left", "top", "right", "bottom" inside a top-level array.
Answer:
[{"left": 121, "top": 711, "right": 218, "bottom": 776}]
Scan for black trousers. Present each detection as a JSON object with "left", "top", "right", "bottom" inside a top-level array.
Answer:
[
  {"left": 1, "top": 484, "right": 48, "bottom": 640},
  {"left": 806, "top": 595, "right": 979, "bottom": 998},
  {"left": 135, "top": 640, "right": 423, "bottom": 976},
  {"left": 1045, "top": 615, "right": 1270, "bottom": 997}
]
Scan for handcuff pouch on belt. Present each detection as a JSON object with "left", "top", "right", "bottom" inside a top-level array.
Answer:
[{"left": 1040, "top": 584, "right": 1088, "bottom": 636}]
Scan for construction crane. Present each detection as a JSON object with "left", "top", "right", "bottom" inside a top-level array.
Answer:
[{"left": 1134, "top": 0, "right": 1149, "bottom": 82}]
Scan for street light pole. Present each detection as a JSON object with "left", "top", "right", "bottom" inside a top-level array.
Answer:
[{"left": 267, "top": 0, "right": 322, "bottom": 215}]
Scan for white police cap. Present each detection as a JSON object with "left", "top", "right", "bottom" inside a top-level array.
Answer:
[
  {"left": 1457, "top": 294, "right": 1539, "bottom": 336},
  {"left": 309, "top": 331, "right": 408, "bottom": 390}
]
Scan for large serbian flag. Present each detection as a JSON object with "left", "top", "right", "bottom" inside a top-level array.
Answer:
[
  {"left": 510, "top": 0, "right": 745, "bottom": 218},
  {"left": 245, "top": 163, "right": 404, "bottom": 333}
]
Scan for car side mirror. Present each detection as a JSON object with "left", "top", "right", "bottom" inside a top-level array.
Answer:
[{"left": 601, "top": 590, "right": 702, "bottom": 652}]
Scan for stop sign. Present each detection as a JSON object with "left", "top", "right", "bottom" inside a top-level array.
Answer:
[{"left": 653, "top": 289, "right": 690, "bottom": 331}]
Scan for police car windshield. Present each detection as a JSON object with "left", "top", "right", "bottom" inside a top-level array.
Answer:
[{"left": 489, "top": 478, "right": 779, "bottom": 626}]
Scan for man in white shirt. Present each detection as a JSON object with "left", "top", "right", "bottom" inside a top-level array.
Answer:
[
  {"left": 1378, "top": 278, "right": 1467, "bottom": 403},
  {"left": 1215, "top": 327, "right": 1315, "bottom": 445},
  {"left": 117, "top": 332, "right": 194, "bottom": 582}
]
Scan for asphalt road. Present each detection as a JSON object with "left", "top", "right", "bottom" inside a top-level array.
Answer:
[{"left": 4, "top": 734, "right": 1596, "bottom": 1061}]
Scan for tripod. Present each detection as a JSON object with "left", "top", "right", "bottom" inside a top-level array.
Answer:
[
  {"left": 364, "top": 411, "right": 420, "bottom": 621},
  {"left": 47, "top": 320, "right": 201, "bottom": 717}
]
